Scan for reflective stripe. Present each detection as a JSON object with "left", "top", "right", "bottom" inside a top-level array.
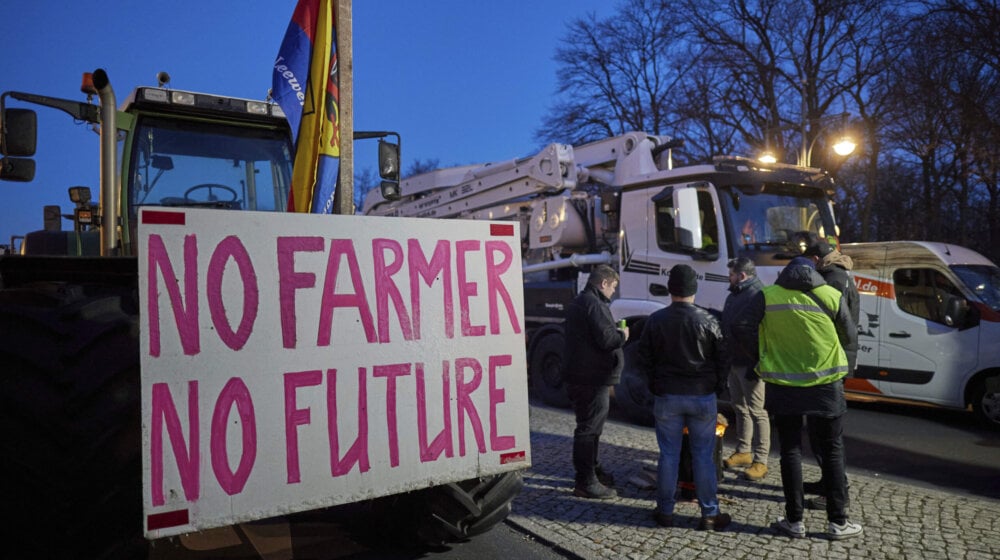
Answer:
[
  {"left": 766, "top": 303, "right": 824, "bottom": 313},
  {"left": 759, "top": 365, "right": 848, "bottom": 383}
]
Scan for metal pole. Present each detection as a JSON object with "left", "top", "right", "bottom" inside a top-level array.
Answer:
[{"left": 801, "top": 79, "right": 808, "bottom": 166}]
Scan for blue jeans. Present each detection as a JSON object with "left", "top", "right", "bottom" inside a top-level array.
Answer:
[{"left": 653, "top": 393, "right": 719, "bottom": 517}]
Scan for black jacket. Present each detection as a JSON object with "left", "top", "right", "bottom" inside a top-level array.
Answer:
[
  {"left": 817, "top": 260, "right": 860, "bottom": 373},
  {"left": 636, "top": 301, "right": 724, "bottom": 396},
  {"left": 721, "top": 275, "right": 764, "bottom": 369},
  {"left": 733, "top": 264, "right": 856, "bottom": 417},
  {"left": 563, "top": 283, "right": 626, "bottom": 386}
]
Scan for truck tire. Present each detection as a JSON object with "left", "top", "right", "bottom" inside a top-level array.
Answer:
[
  {"left": 613, "top": 343, "right": 655, "bottom": 426},
  {"left": 530, "top": 332, "right": 571, "bottom": 408},
  {"left": 0, "top": 282, "right": 144, "bottom": 559},
  {"left": 970, "top": 375, "right": 1000, "bottom": 430},
  {"left": 374, "top": 471, "right": 524, "bottom": 547}
]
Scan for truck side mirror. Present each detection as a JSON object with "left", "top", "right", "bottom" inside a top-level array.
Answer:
[
  {"left": 0, "top": 156, "right": 36, "bottom": 182},
  {"left": 378, "top": 139, "right": 401, "bottom": 201},
  {"left": 673, "top": 187, "right": 702, "bottom": 249},
  {"left": 1, "top": 108, "right": 38, "bottom": 156}
]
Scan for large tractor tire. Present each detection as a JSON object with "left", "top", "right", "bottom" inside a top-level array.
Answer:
[
  {"left": 613, "top": 342, "right": 655, "bottom": 426},
  {"left": 529, "top": 332, "right": 571, "bottom": 408},
  {"left": 371, "top": 471, "right": 524, "bottom": 547},
  {"left": 0, "top": 282, "right": 144, "bottom": 559}
]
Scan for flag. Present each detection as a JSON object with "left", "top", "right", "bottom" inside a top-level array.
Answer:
[{"left": 272, "top": 0, "right": 340, "bottom": 213}]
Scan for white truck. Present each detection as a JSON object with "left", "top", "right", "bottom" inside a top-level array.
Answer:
[
  {"left": 0, "top": 71, "right": 529, "bottom": 557},
  {"left": 364, "top": 131, "right": 844, "bottom": 424},
  {"left": 842, "top": 241, "right": 1000, "bottom": 428}
]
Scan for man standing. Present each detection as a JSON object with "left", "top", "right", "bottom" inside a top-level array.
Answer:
[
  {"left": 734, "top": 257, "right": 863, "bottom": 540},
  {"left": 721, "top": 257, "right": 770, "bottom": 481},
  {"left": 637, "top": 264, "right": 731, "bottom": 531},
  {"left": 803, "top": 241, "right": 860, "bottom": 508},
  {"left": 563, "top": 264, "right": 628, "bottom": 499}
]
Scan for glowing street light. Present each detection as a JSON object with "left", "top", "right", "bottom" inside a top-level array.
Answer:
[{"left": 758, "top": 112, "right": 857, "bottom": 167}]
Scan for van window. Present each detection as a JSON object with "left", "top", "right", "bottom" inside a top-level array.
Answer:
[{"left": 893, "top": 268, "right": 962, "bottom": 323}]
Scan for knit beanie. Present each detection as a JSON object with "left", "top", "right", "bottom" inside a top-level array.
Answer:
[{"left": 668, "top": 264, "right": 698, "bottom": 297}]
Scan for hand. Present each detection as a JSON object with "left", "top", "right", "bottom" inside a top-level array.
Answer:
[{"left": 620, "top": 326, "right": 630, "bottom": 341}]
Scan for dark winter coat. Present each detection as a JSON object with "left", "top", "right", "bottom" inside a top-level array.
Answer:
[
  {"left": 816, "top": 252, "right": 861, "bottom": 373},
  {"left": 636, "top": 301, "right": 725, "bottom": 397},
  {"left": 562, "top": 283, "right": 626, "bottom": 386},
  {"left": 733, "top": 264, "right": 857, "bottom": 417},
  {"left": 721, "top": 275, "right": 764, "bottom": 369}
]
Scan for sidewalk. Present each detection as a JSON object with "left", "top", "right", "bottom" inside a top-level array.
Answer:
[{"left": 507, "top": 403, "right": 1000, "bottom": 559}]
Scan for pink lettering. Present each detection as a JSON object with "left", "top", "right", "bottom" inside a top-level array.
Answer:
[
  {"left": 150, "top": 381, "right": 200, "bottom": 506},
  {"left": 147, "top": 234, "right": 200, "bottom": 356},
  {"left": 318, "top": 239, "right": 377, "bottom": 346},
  {"left": 373, "top": 363, "right": 412, "bottom": 467},
  {"left": 283, "top": 370, "right": 323, "bottom": 484},
  {"left": 456, "top": 240, "right": 485, "bottom": 337},
  {"left": 373, "top": 238, "right": 414, "bottom": 342},
  {"left": 455, "top": 357, "right": 486, "bottom": 456},
  {"left": 327, "top": 367, "right": 370, "bottom": 476},
  {"left": 277, "top": 237, "right": 324, "bottom": 349},
  {"left": 488, "top": 355, "right": 516, "bottom": 451},
  {"left": 408, "top": 239, "right": 454, "bottom": 339},
  {"left": 416, "top": 361, "right": 453, "bottom": 462},
  {"left": 485, "top": 240, "right": 521, "bottom": 335},
  {"left": 210, "top": 377, "right": 257, "bottom": 495},
  {"left": 207, "top": 236, "right": 259, "bottom": 351}
]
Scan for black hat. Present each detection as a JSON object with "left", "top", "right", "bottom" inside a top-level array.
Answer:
[
  {"left": 788, "top": 256, "right": 816, "bottom": 270},
  {"left": 804, "top": 241, "right": 834, "bottom": 258},
  {"left": 668, "top": 264, "right": 698, "bottom": 297}
]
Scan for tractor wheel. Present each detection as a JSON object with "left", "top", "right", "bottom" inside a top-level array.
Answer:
[
  {"left": 0, "top": 282, "right": 144, "bottom": 559},
  {"left": 529, "top": 332, "right": 570, "bottom": 408},
  {"left": 613, "top": 344, "right": 654, "bottom": 426},
  {"left": 372, "top": 471, "right": 524, "bottom": 547}
]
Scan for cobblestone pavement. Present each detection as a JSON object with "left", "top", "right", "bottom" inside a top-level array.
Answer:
[{"left": 508, "top": 403, "right": 1000, "bottom": 560}]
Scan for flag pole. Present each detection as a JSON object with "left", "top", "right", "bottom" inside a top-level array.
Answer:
[{"left": 334, "top": 0, "right": 353, "bottom": 215}]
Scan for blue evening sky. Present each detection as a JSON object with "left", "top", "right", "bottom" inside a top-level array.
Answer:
[{"left": 0, "top": 0, "right": 614, "bottom": 246}]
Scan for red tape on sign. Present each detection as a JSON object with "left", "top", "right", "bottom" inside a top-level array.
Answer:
[
  {"left": 490, "top": 223, "right": 514, "bottom": 237},
  {"left": 142, "top": 211, "right": 186, "bottom": 225},
  {"left": 147, "top": 509, "right": 190, "bottom": 531}
]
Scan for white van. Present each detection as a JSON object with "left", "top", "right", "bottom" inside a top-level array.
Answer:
[{"left": 841, "top": 241, "right": 1000, "bottom": 428}]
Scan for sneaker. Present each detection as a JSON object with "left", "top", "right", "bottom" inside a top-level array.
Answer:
[
  {"left": 595, "top": 465, "right": 616, "bottom": 486},
  {"left": 573, "top": 482, "right": 617, "bottom": 500},
  {"left": 828, "top": 520, "right": 863, "bottom": 540},
  {"left": 723, "top": 452, "right": 752, "bottom": 469},
  {"left": 652, "top": 510, "right": 673, "bottom": 527},
  {"left": 772, "top": 517, "right": 806, "bottom": 539},
  {"left": 697, "top": 512, "right": 732, "bottom": 531},
  {"left": 744, "top": 462, "right": 768, "bottom": 481}
]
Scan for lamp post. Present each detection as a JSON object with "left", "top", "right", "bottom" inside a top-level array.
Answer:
[{"left": 759, "top": 112, "right": 856, "bottom": 167}]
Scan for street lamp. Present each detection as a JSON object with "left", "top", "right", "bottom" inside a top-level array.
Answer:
[{"left": 758, "top": 112, "right": 856, "bottom": 167}]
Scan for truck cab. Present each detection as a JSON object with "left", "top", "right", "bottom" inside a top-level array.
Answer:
[{"left": 843, "top": 241, "right": 1000, "bottom": 428}]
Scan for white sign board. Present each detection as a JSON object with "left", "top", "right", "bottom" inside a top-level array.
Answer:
[{"left": 139, "top": 208, "right": 530, "bottom": 539}]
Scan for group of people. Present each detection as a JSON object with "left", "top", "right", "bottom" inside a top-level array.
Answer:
[{"left": 562, "top": 240, "right": 864, "bottom": 540}]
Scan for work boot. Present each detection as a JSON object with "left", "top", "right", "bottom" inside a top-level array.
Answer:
[
  {"left": 744, "top": 462, "right": 768, "bottom": 481},
  {"left": 573, "top": 481, "right": 617, "bottom": 500},
  {"left": 697, "top": 512, "right": 732, "bottom": 531},
  {"left": 723, "top": 452, "right": 752, "bottom": 469}
]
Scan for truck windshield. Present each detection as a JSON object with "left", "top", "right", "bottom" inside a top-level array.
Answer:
[
  {"left": 721, "top": 183, "right": 834, "bottom": 256},
  {"left": 129, "top": 116, "right": 293, "bottom": 213},
  {"left": 952, "top": 265, "right": 1000, "bottom": 311}
]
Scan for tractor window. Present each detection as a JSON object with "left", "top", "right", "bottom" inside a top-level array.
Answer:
[
  {"left": 893, "top": 268, "right": 963, "bottom": 324},
  {"left": 129, "top": 116, "right": 293, "bottom": 215}
]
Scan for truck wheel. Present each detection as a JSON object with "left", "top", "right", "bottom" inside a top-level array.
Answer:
[
  {"left": 0, "top": 282, "right": 144, "bottom": 559},
  {"left": 375, "top": 471, "right": 524, "bottom": 547},
  {"left": 970, "top": 376, "right": 1000, "bottom": 430},
  {"left": 530, "top": 332, "right": 571, "bottom": 408},
  {"left": 613, "top": 344, "right": 654, "bottom": 426}
]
